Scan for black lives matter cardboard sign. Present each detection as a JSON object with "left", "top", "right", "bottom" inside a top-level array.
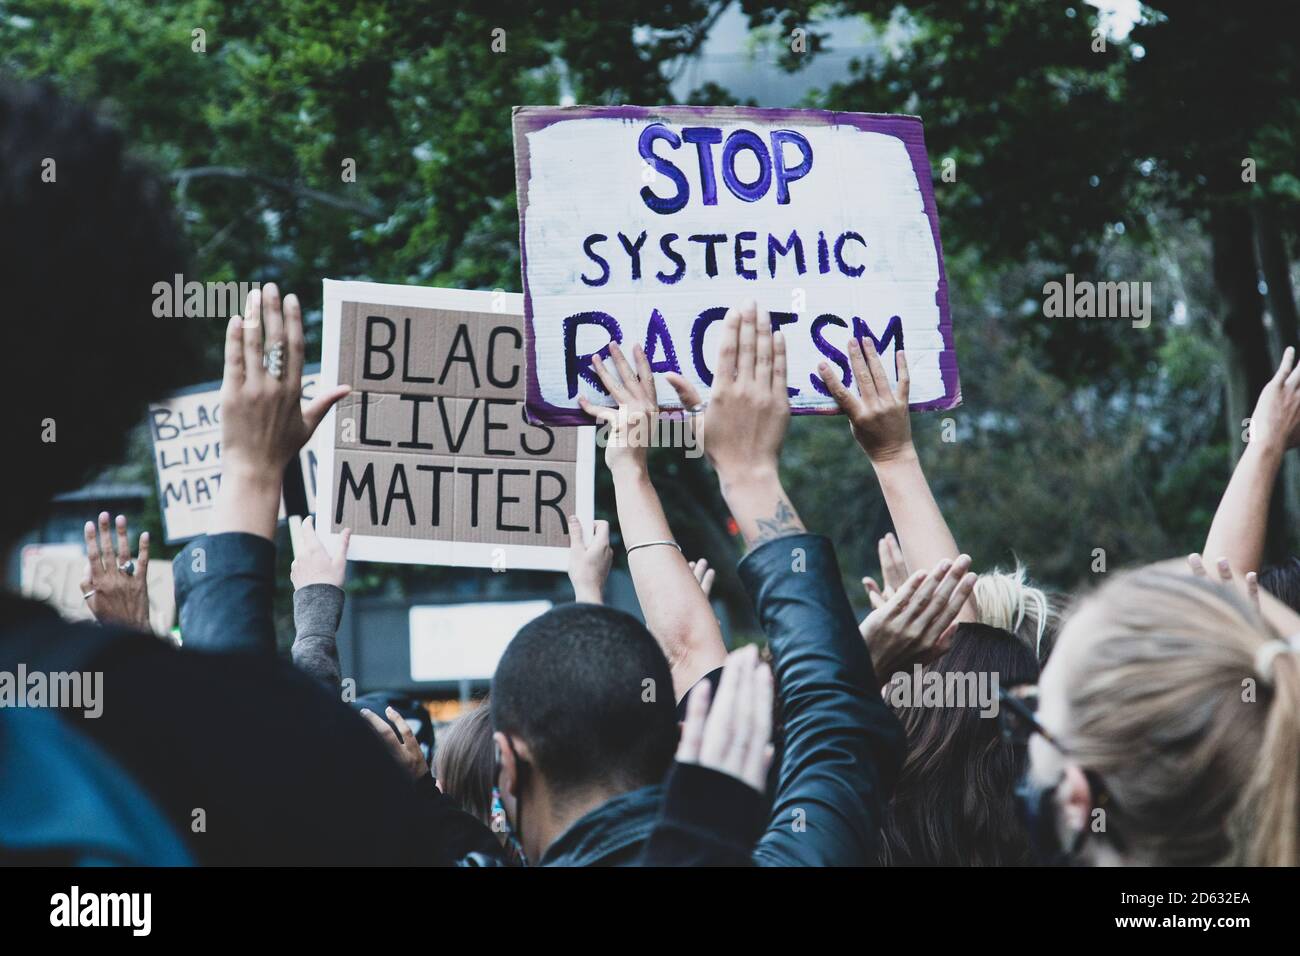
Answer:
[
  {"left": 147, "top": 369, "right": 320, "bottom": 543},
  {"left": 316, "top": 281, "right": 595, "bottom": 571}
]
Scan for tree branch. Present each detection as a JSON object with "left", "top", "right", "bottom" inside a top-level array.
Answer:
[{"left": 170, "top": 166, "right": 386, "bottom": 221}]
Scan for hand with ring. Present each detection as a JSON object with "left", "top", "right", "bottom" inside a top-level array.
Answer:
[{"left": 80, "top": 512, "right": 151, "bottom": 632}]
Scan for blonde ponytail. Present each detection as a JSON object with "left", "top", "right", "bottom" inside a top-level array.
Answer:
[
  {"left": 1054, "top": 568, "right": 1300, "bottom": 866},
  {"left": 1244, "top": 650, "right": 1300, "bottom": 866}
]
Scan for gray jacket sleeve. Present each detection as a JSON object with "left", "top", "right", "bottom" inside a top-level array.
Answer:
[{"left": 291, "top": 584, "right": 345, "bottom": 691}]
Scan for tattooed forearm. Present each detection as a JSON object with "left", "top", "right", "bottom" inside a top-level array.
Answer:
[{"left": 751, "top": 498, "right": 805, "bottom": 547}]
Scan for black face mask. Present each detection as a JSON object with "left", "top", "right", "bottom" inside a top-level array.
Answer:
[{"left": 1014, "top": 773, "right": 1085, "bottom": 867}]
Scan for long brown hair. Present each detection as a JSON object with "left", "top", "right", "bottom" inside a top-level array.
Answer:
[{"left": 879, "top": 623, "right": 1040, "bottom": 865}]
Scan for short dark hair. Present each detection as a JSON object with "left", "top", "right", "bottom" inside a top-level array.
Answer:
[
  {"left": 491, "top": 604, "right": 677, "bottom": 796},
  {"left": 1, "top": 78, "right": 201, "bottom": 542},
  {"left": 1259, "top": 557, "right": 1300, "bottom": 614}
]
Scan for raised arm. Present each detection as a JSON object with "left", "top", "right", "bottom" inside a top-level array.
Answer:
[
  {"left": 173, "top": 284, "right": 350, "bottom": 654},
  {"left": 581, "top": 342, "right": 727, "bottom": 701},
  {"left": 1203, "top": 346, "right": 1300, "bottom": 576},
  {"left": 289, "top": 516, "right": 350, "bottom": 690},
  {"left": 667, "top": 302, "right": 906, "bottom": 866},
  {"left": 818, "top": 339, "right": 975, "bottom": 621}
]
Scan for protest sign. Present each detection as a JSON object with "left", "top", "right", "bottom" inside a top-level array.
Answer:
[
  {"left": 20, "top": 543, "right": 176, "bottom": 637},
  {"left": 317, "top": 280, "right": 595, "bottom": 571},
  {"left": 512, "top": 104, "right": 959, "bottom": 424},
  {"left": 147, "top": 369, "right": 320, "bottom": 543}
]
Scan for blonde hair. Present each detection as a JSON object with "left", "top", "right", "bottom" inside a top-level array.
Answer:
[
  {"left": 974, "top": 562, "right": 1057, "bottom": 659},
  {"left": 1056, "top": 568, "right": 1300, "bottom": 866}
]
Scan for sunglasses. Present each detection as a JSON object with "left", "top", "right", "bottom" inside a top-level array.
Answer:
[{"left": 997, "top": 685, "right": 1127, "bottom": 851}]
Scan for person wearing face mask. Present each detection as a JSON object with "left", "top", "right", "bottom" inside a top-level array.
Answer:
[{"left": 1004, "top": 565, "right": 1300, "bottom": 866}]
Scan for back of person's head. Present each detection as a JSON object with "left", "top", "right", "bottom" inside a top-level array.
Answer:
[
  {"left": 1, "top": 78, "right": 201, "bottom": 545},
  {"left": 879, "top": 623, "right": 1039, "bottom": 866},
  {"left": 435, "top": 700, "right": 495, "bottom": 825},
  {"left": 1041, "top": 568, "right": 1299, "bottom": 866},
  {"left": 1259, "top": 557, "right": 1300, "bottom": 615},
  {"left": 974, "top": 563, "right": 1058, "bottom": 662},
  {"left": 491, "top": 604, "right": 677, "bottom": 799}
]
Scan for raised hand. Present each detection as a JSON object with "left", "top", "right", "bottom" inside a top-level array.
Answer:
[
  {"left": 361, "top": 706, "right": 430, "bottom": 781},
  {"left": 664, "top": 301, "right": 790, "bottom": 483},
  {"left": 1246, "top": 345, "right": 1300, "bottom": 454},
  {"left": 213, "top": 283, "right": 351, "bottom": 540},
  {"left": 290, "top": 516, "right": 350, "bottom": 590},
  {"left": 675, "top": 644, "right": 774, "bottom": 795},
  {"left": 664, "top": 302, "right": 802, "bottom": 550},
  {"left": 861, "top": 555, "right": 976, "bottom": 683},
  {"left": 579, "top": 341, "right": 659, "bottom": 477},
  {"left": 1186, "top": 552, "right": 1261, "bottom": 611},
  {"left": 818, "top": 338, "right": 913, "bottom": 464},
  {"left": 568, "top": 517, "right": 613, "bottom": 604},
  {"left": 689, "top": 558, "right": 715, "bottom": 598},
  {"left": 862, "top": 532, "right": 908, "bottom": 611},
  {"left": 79, "top": 511, "right": 151, "bottom": 632}
]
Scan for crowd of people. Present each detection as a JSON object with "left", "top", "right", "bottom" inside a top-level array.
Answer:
[{"left": 2, "top": 78, "right": 1298, "bottom": 868}]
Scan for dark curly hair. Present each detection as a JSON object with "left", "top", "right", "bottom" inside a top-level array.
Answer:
[
  {"left": 1, "top": 78, "right": 202, "bottom": 542},
  {"left": 879, "top": 623, "right": 1040, "bottom": 866}
]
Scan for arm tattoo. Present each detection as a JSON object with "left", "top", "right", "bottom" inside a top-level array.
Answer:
[{"left": 752, "top": 498, "right": 805, "bottom": 547}]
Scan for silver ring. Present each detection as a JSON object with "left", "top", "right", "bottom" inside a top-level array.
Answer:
[
  {"left": 82, "top": 589, "right": 97, "bottom": 601},
  {"left": 263, "top": 341, "right": 285, "bottom": 380},
  {"left": 685, "top": 402, "right": 706, "bottom": 417},
  {"left": 118, "top": 560, "right": 136, "bottom": 576}
]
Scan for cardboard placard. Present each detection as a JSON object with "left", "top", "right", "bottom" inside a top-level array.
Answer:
[
  {"left": 146, "top": 368, "right": 320, "bottom": 543},
  {"left": 512, "top": 104, "right": 960, "bottom": 424},
  {"left": 20, "top": 543, "right": 176, "bottom": 637},
  {"left": 317, "top": 281, "right": 595, "bottom": 571}
]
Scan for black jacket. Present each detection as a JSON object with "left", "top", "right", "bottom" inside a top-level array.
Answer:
[
  {"left": 539, "top": 784, "right": 664, "bottom": 866},
  {"left": 644, "top": 533, "right": 906, "bottom": 866},
  {"left": 0, "top": 532, "right": 500, "bottom": 866}
]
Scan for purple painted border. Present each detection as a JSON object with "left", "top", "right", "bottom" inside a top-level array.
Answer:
[{"left": 511, "top": 104, "right": 960, "bottom": 426}]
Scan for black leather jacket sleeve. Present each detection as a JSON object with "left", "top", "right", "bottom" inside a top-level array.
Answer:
[{"left": 743, "top": 533, "right": 905, "bottom": 866}]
